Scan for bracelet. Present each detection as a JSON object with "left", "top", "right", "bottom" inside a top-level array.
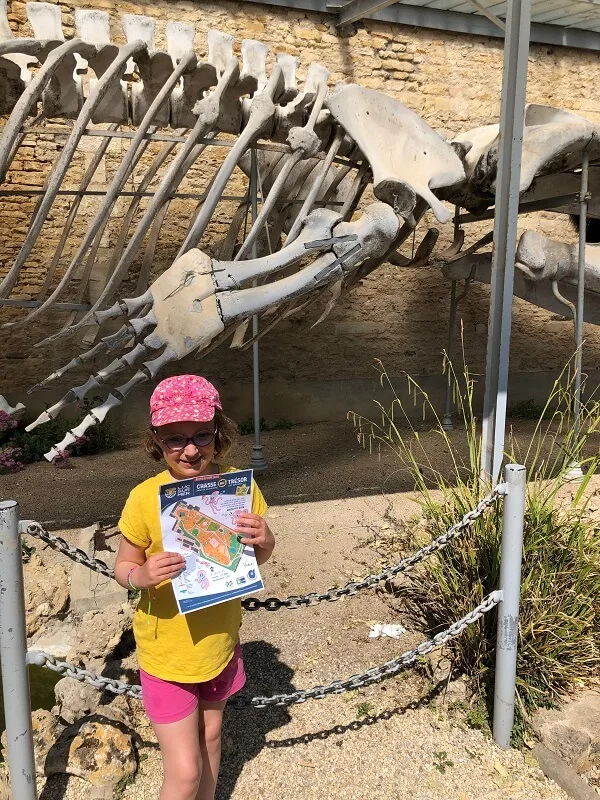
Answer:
[{"left": 127, "top": 567, "right": 140, "bottom": 591}]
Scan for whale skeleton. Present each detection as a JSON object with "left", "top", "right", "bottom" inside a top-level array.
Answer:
[{"left": 0, "top": 2, "right": 598, "bottom": 457}]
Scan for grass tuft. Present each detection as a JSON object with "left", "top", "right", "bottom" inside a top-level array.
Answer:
[{"left": 349, "top": 356, "right": 600, "bottom": 736}]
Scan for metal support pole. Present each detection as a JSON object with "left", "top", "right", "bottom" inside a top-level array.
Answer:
[
  {"left": 480, "top": 0, "right": 531, "bottom": 483},
  {"left": 493, "top": 464, "right": 526, "bottom": 750},
  {"left": 442, "top": 280, "right": 458, "bottom": 431},
  {"left": 566, "top": 151, "right": 590, "bottom": 481},
  {"left": 0, "top": 501, "right": 37, "bottom": 798},
  {"left": 250, "top": 149, "right": 267, "bottom": 471}
]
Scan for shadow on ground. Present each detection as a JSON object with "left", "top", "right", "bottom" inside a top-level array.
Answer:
[
  {"left": 1, "top": 418, "right": 598, "bottom": 530},
  {"left": 218, "top": 639, "right": 294, "bottom": 800}
]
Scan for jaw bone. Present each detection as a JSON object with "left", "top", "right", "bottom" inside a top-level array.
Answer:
[
  {"left": 29, "top": 203, "right": 399, "bottom": 460},
  {"left": 325, "top": 84, "right": 465, "bottom": 223},
  {"left": 444, "top": 250, "right": 600, "bottom": 326},
  {"left": 516, "top": 230, "right": 600, "bottom": 294}
]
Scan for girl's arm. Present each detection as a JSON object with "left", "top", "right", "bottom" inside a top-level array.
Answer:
[{"left": 115, "top": 535, "right": 185, "bottom": 589}]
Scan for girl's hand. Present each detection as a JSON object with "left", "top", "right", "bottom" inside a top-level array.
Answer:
[
  {"left": 133, "top": 552, "right": 186, "bottom": 588},
  {"left": 235, "top": 513, "right": 275, "bottom": 554}
]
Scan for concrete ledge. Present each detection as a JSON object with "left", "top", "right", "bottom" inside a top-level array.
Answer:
[
  {"left": 6, "top": 369, "right": 600, "bottom": 431},
  {"left": 533, "top": 743, "right": 599, "bottom": 800}
]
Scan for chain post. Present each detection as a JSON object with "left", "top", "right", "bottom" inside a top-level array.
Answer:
[
  {"left": 493, "top": 464, "right": 526, "bottom": 749},
  {"left": 0, "top": 501, "right": 37, "bottom": 798}
]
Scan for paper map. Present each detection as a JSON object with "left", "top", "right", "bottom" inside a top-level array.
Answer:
[{"left": 159, "top": 469, "right": 264, "bottom": 614}]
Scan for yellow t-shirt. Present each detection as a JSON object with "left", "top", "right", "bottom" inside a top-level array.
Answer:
[{"left": 118, "top": 467, "right": 267, "bottom": 683}]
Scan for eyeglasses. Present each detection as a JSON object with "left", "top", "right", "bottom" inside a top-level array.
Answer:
[{"left": 153, "top": 428, "right": 217, "bottom": 452}]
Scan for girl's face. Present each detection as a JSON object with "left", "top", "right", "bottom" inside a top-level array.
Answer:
[{"left": 152, "top": 420, "right": 217, "bottom": 479}]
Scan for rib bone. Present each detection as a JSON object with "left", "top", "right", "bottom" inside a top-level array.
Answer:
[
  {"left": 178, "top": 62, "right": 285, "bottom": 253},
  {"left": 17, "top": 52, "right": 195, "bottom": 326},
  {"left": 0, "top": 39, "right": 145, "bottom": 300},
  {"left": 45, "top": 58, "right": 243, "bottom": 334}
]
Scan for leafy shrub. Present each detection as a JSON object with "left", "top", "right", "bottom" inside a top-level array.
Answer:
[
  {"left": 508, "top": 399, "right": 553, "bottom": 420},
  {"left": 0, "top": 445, "right": 25, "bottom": 474},
  {"left": 1, "top": 396, "right": 122, "bottom": 469},
  {"left": 238, "top": 417, "right": 294, "bottom": 435},
  {"left": 238, "top": 416, "right": 267, "bottom": 436},
  {"left": 349, "top": 359, "right": 600, "bottom": 731}
]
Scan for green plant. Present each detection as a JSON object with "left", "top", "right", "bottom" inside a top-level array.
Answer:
[
  {"left": 508, "top": 399, "right": 553, "bottom": 420},
  {"left": 433, "top": 750, "right": 454, "bottom": 773},
  {"left": 271, "top": 418, "right": 294, "bottom": 431},
  {"left": 237, "top": 417, "right": 294, "bottom": 435},
  {"left": 7, "top": 395, "right": 122, "bottom": 467},
  {"left": 114, "top": 772, "right": 136, "bottom": 798},
  {"left": 349, "top": 356, "right": 600, "bottom": 737},
  {"left": 238, "top": 416, "right": 267, "bottom": 436},
  {"left": 21, "top": 540, "right": 35, "bottom": 563},
  {"left": 465, "top": 699, "right": 489, "bottom": 731},
  {"left": 356, "top": 701, "right": 374, "bottom": 718}
]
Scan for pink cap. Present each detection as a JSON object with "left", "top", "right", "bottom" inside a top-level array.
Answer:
[{"left": 150, "top": 375, "right": 222, "bottom": 427}]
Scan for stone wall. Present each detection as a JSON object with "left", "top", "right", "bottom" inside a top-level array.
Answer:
[{"left": 1, "top": 0, "right": 598, "bottom": 424}]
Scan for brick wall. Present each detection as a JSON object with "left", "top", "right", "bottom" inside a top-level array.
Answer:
[{"left": 1, "top": 0, "right": 598, "bottom": 422}]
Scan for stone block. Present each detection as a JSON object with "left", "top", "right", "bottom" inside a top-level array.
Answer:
[
  {"left": 534, "top": 691, "right": 600, "bottom": 772},
  {"left": 70, "top": 525, "right": 127, "bottom": 615}
]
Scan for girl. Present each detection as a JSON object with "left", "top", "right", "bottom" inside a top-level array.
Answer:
[{"left": 115, "top": 375, "right": 275, "bottom": 800}]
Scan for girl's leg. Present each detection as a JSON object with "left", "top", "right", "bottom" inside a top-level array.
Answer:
[
  {"left": 196, "top": 699, "right": 227, "bottom": 800},
  {"left": 153, "top": 707, "right": 202, "bottom": 800}
]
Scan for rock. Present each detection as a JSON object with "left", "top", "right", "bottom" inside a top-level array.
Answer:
[
  {"left": 0, "top": 772, "right": 10, "bottom": 800},
  {"left": 31, "top": 709, "right": 63, "bottom": 776},
  {"left": 443, "top": 676, "right": 470, "bottom": 705},
  {"left": 98, "top": 695, "right": 134, "bottom": 728},
  {"left": 70, "top": 524, "right": 127, "bottom": 614},
  {"left": 24, "top": 554, "right": 70, "bottom": 637},
  {"left": 534, "top": 691, "right": 600, "bottom": 772},
  {"left": 1, "top": 710, "right": 63, "bottom": 778},
  {"left": 30, "top": 617, "right": 79, "bottom": 660},
  {"left": 53, "top": 677, "right": 101, "bottom": 724},
  {"left": 45, "top": 714, "right": 137, "bottom": 793},
  {"left": 426, "top": 651, "right": 453, "bottom": 684},
  {"left": 31, "top": 710, "right": 60, "bottom": 775},
  {"left": 73, "top": 603, "right": 133, "bottom": 668},
  {"left": 32, "top": 602, "right": 133, "bottom": 671}
]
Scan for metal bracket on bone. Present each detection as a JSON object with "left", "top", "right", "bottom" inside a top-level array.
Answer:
[{"left": 303, "top": 233, "right": 358, "bottom": 251}]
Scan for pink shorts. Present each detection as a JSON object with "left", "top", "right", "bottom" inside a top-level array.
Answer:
[{"left": 139, "top": 643, "right": 246, "bottom": 724}]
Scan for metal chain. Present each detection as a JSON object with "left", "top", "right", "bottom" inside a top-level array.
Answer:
[
  {"left": 20, "top": 486, "right": 505, "bottom": 611},
  {"left": 26, "top": 650, "right": 143, "bottom": 700},
  {"left": 242, "top": 486, "right": 505, "bottom": 611},
  {"left": 233, "top": 591, "right": 502, "bottom": 707},
  {"left": 21, "top": 521, "right": 114, "bottom": 579},
  {"left": 26, "top": 591, "right": 501, "bottom": 708}
]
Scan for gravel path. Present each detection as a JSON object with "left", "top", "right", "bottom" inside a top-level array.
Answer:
[
  {"left": 0, "top": 422, "right": 575, "bottom": 799},
  {"left": 29, "top": 495, "right": 567, "bottom": 800}
]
